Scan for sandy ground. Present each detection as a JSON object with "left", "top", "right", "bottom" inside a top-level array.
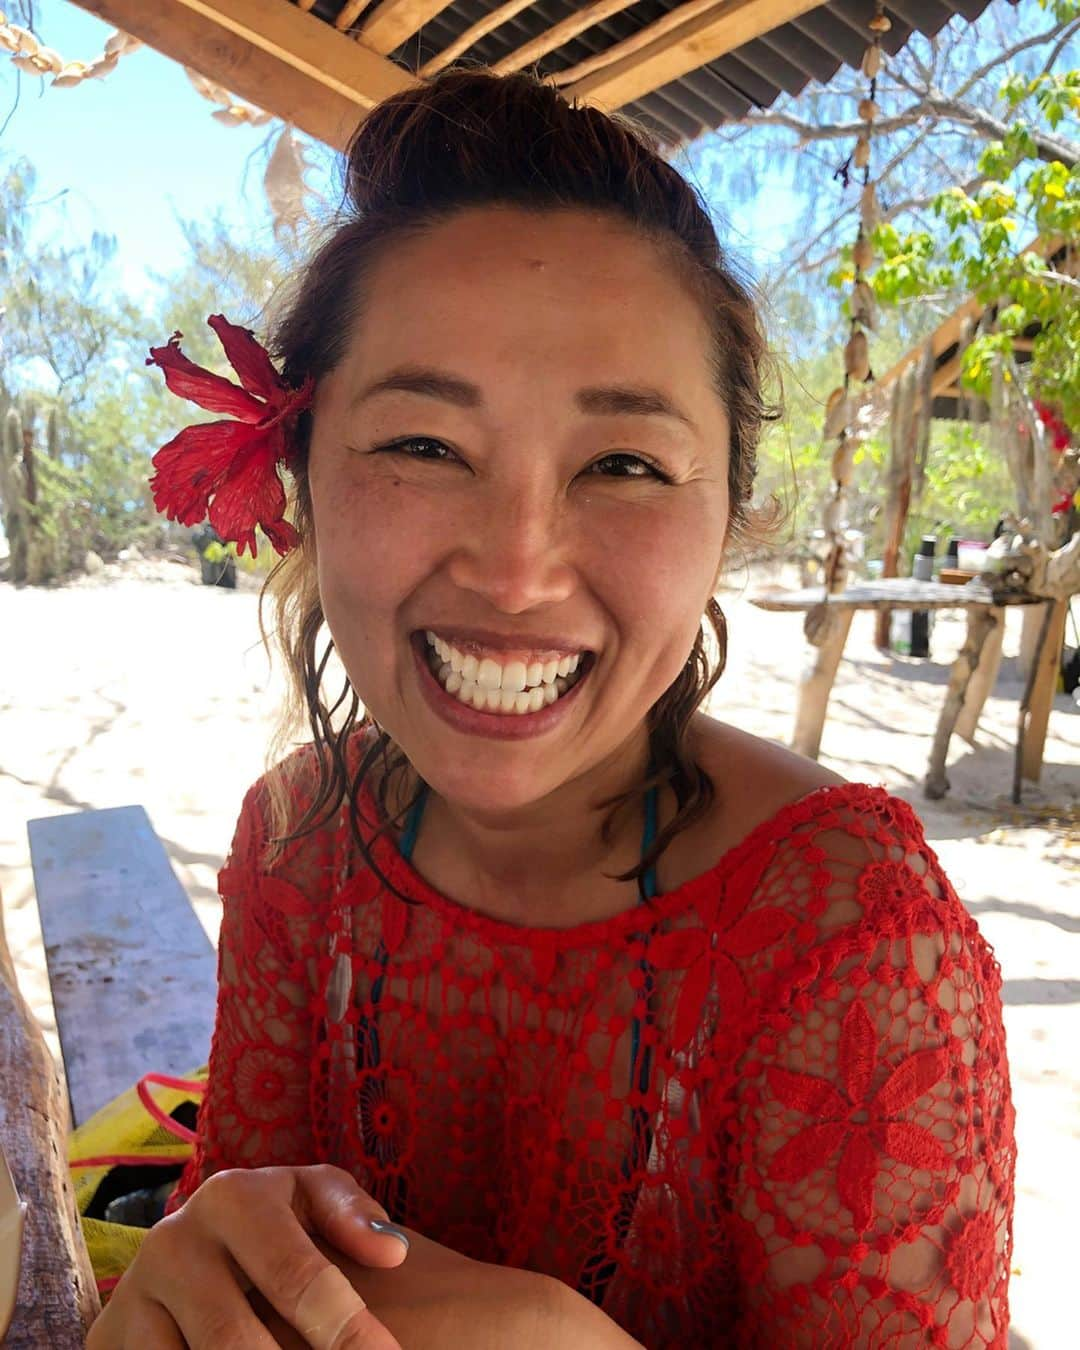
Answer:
[{"left": 1, "top": 555, "right": 1077, "bottom": 1349}]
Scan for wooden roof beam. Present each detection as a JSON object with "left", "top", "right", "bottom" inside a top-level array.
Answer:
[
  {"left": 567, "top": 0, "right": 825, "bottom": 111},
  {"left": 70, "top": 0, "right": 416, "bottom": 150},
  {"left": 359, "top": 1, "right": 458, "bottom": 56}
]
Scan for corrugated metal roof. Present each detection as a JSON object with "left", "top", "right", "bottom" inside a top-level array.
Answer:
[{"left": 312, "top": 1, "right": 1003, "bottom": 150}]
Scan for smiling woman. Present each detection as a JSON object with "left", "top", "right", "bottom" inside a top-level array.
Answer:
[{"left": 98, "top": 67, "right": 1015, "bottom": 1350}]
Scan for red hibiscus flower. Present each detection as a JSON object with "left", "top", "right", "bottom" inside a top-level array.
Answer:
[
  {"left": 146, "top": 314, "right": 313, "bottom": 557},
  {"left": 765, "top": 1000, "right": 950, "bottom": 1231}
]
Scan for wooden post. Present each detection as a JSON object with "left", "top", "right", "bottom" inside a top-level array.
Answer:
[
  {"left": 955, "top": 605, "right": 1005, "bottom": 743},
  {"left": 1020, "top": 598, "right": 1068, "bottom": 785},
  {"left": 0, "top": 892, "right": 99, "bottom": 1346},
  {"left": 876, "top": 368, "right": 917, "bottom": 649},
  {"left": 911, "top": 338, "right": 934, "bottom": 505},
  {"left": 924, "top": 606, "right": 998, "bottom": 799},
  {"left": 792, "top": 607, "right": 854, "bottom": 760}
]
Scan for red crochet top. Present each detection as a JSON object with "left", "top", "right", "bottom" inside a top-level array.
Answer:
[{"left": 175, "top": 737, "right": 1015, "bottom": 1349}]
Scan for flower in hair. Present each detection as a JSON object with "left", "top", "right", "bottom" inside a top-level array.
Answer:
[{"left": 146, "top": 314, "right": 313, "bottom": 558}]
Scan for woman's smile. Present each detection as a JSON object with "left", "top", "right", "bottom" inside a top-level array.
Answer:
[{"left": 410, "top": 630, "right": 595, "bottom": 740}]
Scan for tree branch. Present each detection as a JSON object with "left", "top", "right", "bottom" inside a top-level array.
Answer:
[{"left": 738, "top": 100, "right": 1077, "bottom": 168}]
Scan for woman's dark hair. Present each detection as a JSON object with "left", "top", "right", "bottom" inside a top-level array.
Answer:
[{"left": 259, "top": 66, "right": 780, "bottom": 893}]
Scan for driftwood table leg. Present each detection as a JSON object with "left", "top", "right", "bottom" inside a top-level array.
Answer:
[
  {"left": 792, "top": 608, "right": 854, "bottom": 760},
  {"left": 924, "top": 606, "right": 998, "bottom": 799},
  {"left": 955, "top": 605, "right": 1005, "bottom": 743},
  {"left": 1020, "top": 598, "right": 1068, "bottom": 788}
]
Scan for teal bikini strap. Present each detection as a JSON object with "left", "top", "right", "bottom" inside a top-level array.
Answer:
[
  {"left": 398, "top": 783, "right": 428, "bottom": 862},
  {"left": 400, "top": 780, "right": 658, "bottom": 893},
  {"left": 639, "top": 785, "right": 659, "bottom": 902}
]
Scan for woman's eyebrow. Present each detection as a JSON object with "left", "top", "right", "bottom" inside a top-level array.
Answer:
[{"left": 351, "top": 365, "right": 699, "bottom": 434}]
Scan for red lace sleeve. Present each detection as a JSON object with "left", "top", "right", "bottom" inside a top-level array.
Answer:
[
  {"left": 725, "top": 792, "right": 1015, "bottom": 1348},
  {"left": 171, "top": 779, "right": 323, "bottom": 1206}
]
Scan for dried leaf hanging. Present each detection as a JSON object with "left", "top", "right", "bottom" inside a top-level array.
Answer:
[
  {"left": 852, "top": 280, "right": 877, "bottom": 331},
  {"left": 831, "top": 440, "right": 857, "bottom": 487},
  {"left": 824, "top": 387, "right": 849, "bottom": 440},
  {"left": 264, "top": 126, "right": 311, "bottom": 241},
  {"left": 860, "top": 182, "right": 878, "bottom": 229},
  {"left": 845, "top": 330, "right": 871, "bottom": 382}
]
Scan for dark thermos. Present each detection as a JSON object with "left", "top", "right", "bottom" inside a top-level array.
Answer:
[{"left": 911, "top": 536, "right": 936, "bottom": 657}]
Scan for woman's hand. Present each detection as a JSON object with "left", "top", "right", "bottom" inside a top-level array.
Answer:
[
  {"left": 86, "top": 1164, "right": 410, "bottom": 1349},
  {"left": 255, "top": 1228, "right": 645, "bottom": 1350}
]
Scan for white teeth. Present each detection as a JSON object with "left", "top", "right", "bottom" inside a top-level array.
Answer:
[
  {"left": 477, "top": 657, "right": 503, "bottom": 691},
  {"left": 501, "top": 660, "right": 527, "bottom": 693},
  {"left": 426, "top": 632, "right": 590, "bottom": 710}
]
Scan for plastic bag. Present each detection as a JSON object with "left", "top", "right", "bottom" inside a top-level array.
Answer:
[{"left": 68, "top": 1068, "right": 207, "bottom": 1297}]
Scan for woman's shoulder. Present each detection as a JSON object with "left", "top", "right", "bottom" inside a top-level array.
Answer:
[
  {"left": 688, "top": 718, "right": 993, "bottom": 961},
  {"left": 668, "top": 716, "right": 848, "bottom": 887}
]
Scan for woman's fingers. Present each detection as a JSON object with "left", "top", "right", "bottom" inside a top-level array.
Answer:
[
  {"left": 136, "top": 1228, "right": 281, "bottom": 1350},
  {"left": 296, "top": 1165, "right": 411, "bottom": 1269},
  {"left": 121, "top": 1298, "right": 188, "bottom": 1349},
  {"left": 184, "top": 1168, "right": 405, "bottom": 1348}
]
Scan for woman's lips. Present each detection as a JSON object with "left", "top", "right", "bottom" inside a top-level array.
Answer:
[{"left": 411, "top": 632, "right": 593, "bottom": 740}]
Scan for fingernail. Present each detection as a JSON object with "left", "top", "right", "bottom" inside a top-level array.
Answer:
[{"left": 369, "top": 1218, "right": 410, "bottom": 1250}]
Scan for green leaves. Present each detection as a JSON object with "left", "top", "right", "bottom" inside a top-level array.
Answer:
[{"left": 871, "top": 53, "right": 1080, "bottom": 431}]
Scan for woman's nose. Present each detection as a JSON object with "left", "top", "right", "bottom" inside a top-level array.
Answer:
[{"left": 445, "top": 480, "right": 576, "bottom": 613}]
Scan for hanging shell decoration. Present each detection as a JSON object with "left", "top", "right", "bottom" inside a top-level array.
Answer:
[
  {"left": 0, "top": 15, "right": 141, "bottom": 81},
  {"left": 0, "top": 14, "right": 268, "bottom": 128},
  {"left": 818, "top": 1, "right": 888, "bottom": 595}
]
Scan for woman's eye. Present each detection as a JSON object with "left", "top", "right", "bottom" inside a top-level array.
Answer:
[
  {"left": 373, "top": 436, "right": 454, "bottom": 460},
  {"left": 588, "top": 452, "right": 666, "bottom": 480}
]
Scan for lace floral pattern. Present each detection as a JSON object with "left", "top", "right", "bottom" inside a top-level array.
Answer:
[{"left": 174, "top": 736, "right": 1014, "bottom": 1348}]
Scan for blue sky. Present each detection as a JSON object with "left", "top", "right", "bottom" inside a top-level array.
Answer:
[
  {"left": 1, "top": 0, "right": 339, "bottom": 295},
  {"left": 2, "top": 0, "right": 809, "bottom": 303}
]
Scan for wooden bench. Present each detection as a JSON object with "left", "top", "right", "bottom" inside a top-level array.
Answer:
[{"left": 0, "top": 806, "right": 218, "bottom": 1346}]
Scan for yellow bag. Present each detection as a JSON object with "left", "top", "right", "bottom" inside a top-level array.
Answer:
[{"left": 68, "top": 1069, "right": 207, "bottom": 1298}]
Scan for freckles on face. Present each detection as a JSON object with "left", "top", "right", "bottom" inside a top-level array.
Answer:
[{"left": 303, "top": 206, "right": 732, "bottom": 793}]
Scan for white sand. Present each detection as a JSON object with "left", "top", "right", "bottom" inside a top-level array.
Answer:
[{"left": 1, "top": 557, "right": 1076, "bottom": 1349}]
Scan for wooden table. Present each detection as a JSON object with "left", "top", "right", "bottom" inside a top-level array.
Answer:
[{"left": 750, "top": 578, "right": 1048, "bottom": 799}]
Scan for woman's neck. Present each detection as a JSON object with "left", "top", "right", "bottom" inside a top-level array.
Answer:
[{"left": 369, "top": 728, "right": 660, "bottom": 927}]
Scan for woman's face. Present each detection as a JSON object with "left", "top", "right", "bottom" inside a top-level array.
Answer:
[{"left": 308, "top": 205, "right": 731, "bottom": 813}]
